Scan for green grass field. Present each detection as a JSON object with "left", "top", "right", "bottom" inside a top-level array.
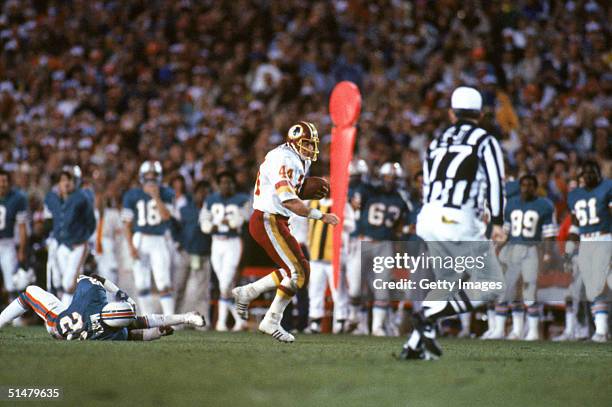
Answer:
[{"left": 1, "top": 327, "right": 611, "bottom": 407}]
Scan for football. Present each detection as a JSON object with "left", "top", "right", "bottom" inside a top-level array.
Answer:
[{"left": 299, "top": 176, "right": 329, "bottom": 200}]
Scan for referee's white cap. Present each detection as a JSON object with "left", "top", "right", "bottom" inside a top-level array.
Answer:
[{"left": 451, "top": 86, "right": 482, "bottom": 111}]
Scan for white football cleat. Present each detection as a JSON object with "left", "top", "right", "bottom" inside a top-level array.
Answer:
[
  {"left": 591, "top": 333, "right": 608, "bottom": 343},
  {"left": 184, "top": 312, "right": 205, "bottom": 327},
  {"left": 372, "top": 328, "right": 387, "bottom": 337},
  {"left": 506, "top": 331, "right": 523, "bottom": 340},
  {"left": 480, "top": 329, "right": 494, "bottom": 339},
  {"left": 552, "top": 331, "right": 575, "bottom": 342},
  {"left": 258, "top": 312, "right": 294, "bottom": 343},
  {"left": 524, "top": 331, "right": 539, "bottom": 341},
  {"left": 232, "top": 318, "right": 246, "bottom": 332},
  {"left": 484, "top": 330, "right": 505, "bottom": 340},
  {"left": 215, "top": 321, "right": 228, "bottom": 332},
  {"left": 232, "top": 286, "right": 255, "bottom": 321}
]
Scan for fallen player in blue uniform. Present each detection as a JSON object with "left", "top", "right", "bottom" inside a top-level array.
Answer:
[{"left": 0, "top": 274, "right": 204, "bottom": 341}]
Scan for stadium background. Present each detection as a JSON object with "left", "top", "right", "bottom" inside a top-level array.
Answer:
[{"left": 0, "top": 0, "right": 610, "bottom": 321}]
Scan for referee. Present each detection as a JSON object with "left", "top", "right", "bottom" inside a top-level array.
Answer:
[{"left": 398, "top": 86, "right": 506, "bottom": 360}]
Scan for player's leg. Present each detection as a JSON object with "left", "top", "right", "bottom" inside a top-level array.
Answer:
[
  {"left": 211, "top": 239, "right": 230, "bottom": 331},
  {"left": 58, "top": 243, "right": 88, "bottom": 306},
  {"left": 132, "top": 233, "right": 154, "bottom": 314},
  {"left": 134, "top": 312, "right": 204, "bottom": 329},
  {"left": 0, "top": 286, "right": 66, "bottom": 336},
  {"left": 149, "top": 235, "right": 174, "bottom": 315},
  {"left": 346, "top": 237, "right": 366, "bottom": 333},
  {"left": 173, "top": 250, "right": 191, "bottom": 313},
  {"left": 327, "top": 262, "right": 349, "bottom": 333},
  {"left": 216, "top": 238, "right": 245, "bottom": 331},
  {"left": 232, "top": 211, "right": 284, "bottom": 320},
  {"left": 256, "top": 213, "right": 310, "bottom": 342},
  {"left": 578, "top": 239, "right": 611, "bottom": 342},
  {"left": 191, "top": 254, "right": 212, "bottom": 328},
  {"left": 522, "top": 248, "right": 540, "bottom": 340},
  {"left": 306, "top": 260, "right": 327, "bottom": 333}
]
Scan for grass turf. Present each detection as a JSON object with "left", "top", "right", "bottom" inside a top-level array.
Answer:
[{"left": 1, "top": 327, "right": 611, "bottom": 407}]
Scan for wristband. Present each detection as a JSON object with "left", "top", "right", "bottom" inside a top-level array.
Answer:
[{"left": 308, "top": 208, "right": 323, "bottom": 220}]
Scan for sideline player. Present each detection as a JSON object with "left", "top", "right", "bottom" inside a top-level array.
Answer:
[
  {"left": 0, "top": 274, "right": 204, "bottom": 340},
  {"left": 0, "top": 169, "right": 28, "bottom": 307},
  {"left": 232, "top": 121, "right": 339, "bottom": 343},
  {"left": 44, "top": 166, "right": 96, "bottom": 305},
  {"left": 360, "top": 162, "right": 408, "bottom": 336},
  {"left": 493, "top": 174, "right": 556, "bottom": 340},
  {"left": 566, "top": 160, "right": 611, "bottom": 342},
  {"left": 200, "top": 171, "right": 250, "bottom": 331},
  {"left": 398, "top": 86, "right": 506, "bottom": 360},
  {"left": 122, "top": 161, "right": 175, "bottom": 315}
]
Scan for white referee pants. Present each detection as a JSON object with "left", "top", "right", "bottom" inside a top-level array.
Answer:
[
  {"left": 308, "top": 260, "right": 349, "bottom": 321},
  {"left": 0, "top": 238, "right": 17, "bottom": 293},
  {"left": 210, "top": 236, "right": 242, "bottom": 297}
]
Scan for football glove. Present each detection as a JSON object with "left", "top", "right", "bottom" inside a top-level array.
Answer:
[{"left": 116, "top": 290, "right": 137, "bottom": 310}]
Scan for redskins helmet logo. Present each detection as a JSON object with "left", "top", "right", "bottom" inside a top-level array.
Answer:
[{"left": 288, "top": 124, "right": 304, "bottom": 140}]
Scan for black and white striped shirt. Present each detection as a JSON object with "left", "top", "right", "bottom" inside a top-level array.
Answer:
[{"left": 423, "top": 120, "right": 505, "bottom": 225}]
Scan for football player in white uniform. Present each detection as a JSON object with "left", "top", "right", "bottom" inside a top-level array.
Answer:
[{"left": 232, "top": 121, "right": 339, "bottom": 343}]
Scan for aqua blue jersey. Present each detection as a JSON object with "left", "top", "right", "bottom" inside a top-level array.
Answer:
[
  {"left": 44, "top": 189, "right": 62, "bottom": 239},
  {"left": 46, "top": 189, "right": 96, "bottom": 246},
  {"left": 0, "top": 189, "right": 27, "bottom": 239},
  {"left": 53, "top": 277, "right": 128, "bottom": 341},
  {"left": 505, "top": 196, "right": 556, "bottom": 243},
  {"left": 568, "top": 179, "right": 612, "bottom": 236},
  {"left": 122, "top": 187, "right": 174, "bottom": 235},
  {"left": 203, "top": 192, "right": 250, "bottom": 237},
  {"left": 176, "top": 195, "right": 211, "bottom": 255},
  {"left": 348, "top": 182, "right": 372, "bottom": 237},
  {"left": 505, "top": 180, "right": 520, "bottom": 200},
  {"left": 359, "top": 187, "right": 408, "bottom": 241}
]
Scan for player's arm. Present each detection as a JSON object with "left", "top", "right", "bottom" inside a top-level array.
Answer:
[
  {"left": 480, "top": 136, "right": 506, "bottom": 242},
  {"left": 199, "top": 200, "right": 217, "bottom": 234},
  {"left": 274, "top": 161, "right": 338, "bottom": 225},
  {"left": 121, "top": 193, "right": 139, "bottom": 259},
  {"left": 90, "top": 274, "right": 136, "bottom": 308},
  {"left": 541, "top": 205, "right": 558, "bottom": 261},
  {"left": 142, "top": 183, "right": 172, "bottom": 221},
  {"left": 16, "top": 196, "right": 28, "bottom": 263}
]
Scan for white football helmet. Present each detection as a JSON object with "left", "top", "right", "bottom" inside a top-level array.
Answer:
[
  {"left": 139, "top": 160, "right": 163, "bottom": 184},
  {"left": 100, "top": 301, "right": 136, "bottom": 328},
  {"left": 61, "top": 165, "right": 82, "bottom": 187},
  {"left": 379, "top": 162, "right": 403, "bottom": 178},
  {"left": 349, "top": 159, "right": 368, "bottom": 176},
  {"left": 12, "top": 267, "right": 36, "bottom": 291}
]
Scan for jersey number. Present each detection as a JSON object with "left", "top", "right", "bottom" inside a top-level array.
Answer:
[
  {"left": 136, "top": 200, "right": 162, "bottom": 227},
  {"left": 0, "top": 205, "right": 5, "bottom": 230},
  {"left": 510, "top": 209, "right": 539, "bottom": 238},
  {"left": 60, "top": 312, "right": 84, "bottom": 335},
  {"left": 428, "top": 145, "right": 473, "bottom": 207},
  {"left": 367, "top": 203, "right": 400, "bottom": 228},
  {"left": 210, "top": 203, "right": 240, "bottom": 233},
  {"left": 574, "top": 198, "right": 600, "bottom": 227}
]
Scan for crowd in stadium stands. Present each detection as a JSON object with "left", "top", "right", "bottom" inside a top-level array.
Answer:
[{"left": 0, "top": 0, "right": 609, "bottom": 241}]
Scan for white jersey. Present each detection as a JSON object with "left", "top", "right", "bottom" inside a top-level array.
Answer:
[{"left": 253, "top": 143, "right": 311, "bottom": 218}]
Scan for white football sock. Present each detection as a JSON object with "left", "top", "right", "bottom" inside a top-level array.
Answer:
[
  {"left": 511, "top": 310, "right": 525, "bottom": 336},
  {"left": 565, "top": 309, "right": 576, "bottom": 334},
  {"left": 159, "top": 294, "right": 175, "bottom": 315},
  {"left": 250, "top": 272, "right": 279, "bottom": 297},
  {"left": 144, "top": 314, "right": 186, "bottom": 327},
  {"left": 138, "top": 294, "right": 155, "bottom": 315},
  {"left": 227, "top": 300, "right": 241, "bottom": 323},
  {"left": 527, "top": 315, "right": 539, "bottom": 337},
  {"left": 61, "top": 293, "right": 73, "bottom": 306},
  {"left": 594, "top": 311, "right": 609, "bottom": 336},
  {"left": 217, "top": 299, "right": 229, "bottom": 327},
  {"left": 372, "top": 306, "right": 387, "bottom": 332},
  {"left": 0, "top": 298, "right": 28, "bottom": 328},
  {"left": 459, "top": 312, "right": 471, "bottom": 334},
  {"left": 493, "top": 314, "right": 507, "bottom": 336},
  {"left": 486, "top": 309, "right": 496, "bottom": 332}
]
